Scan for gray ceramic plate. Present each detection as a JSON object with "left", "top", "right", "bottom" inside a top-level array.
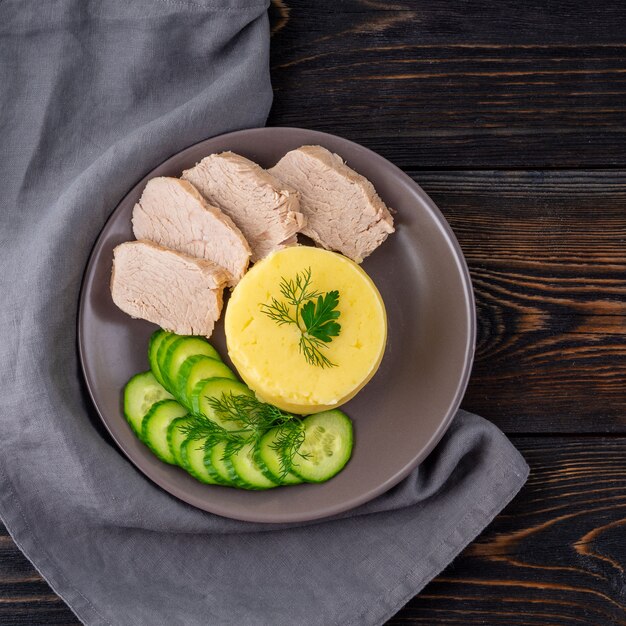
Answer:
[{"left": 78, "top": 127, "right": 475, "bottom": 523}]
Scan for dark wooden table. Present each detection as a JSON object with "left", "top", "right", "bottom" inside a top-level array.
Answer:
[{"left": 2, "top": 1, "right": 626, "bottom": 623}]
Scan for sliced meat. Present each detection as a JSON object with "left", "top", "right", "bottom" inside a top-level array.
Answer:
[
  {"left": 132, "top": 177, "right": 250, "bottom": 286},
  {"left": 182, "top": 152, "right": 304, "bottom": 262},
  {"left": 111, "top": 241, "right": 228, "bottom": 337},
  {"left": 269, "top": 145, "right": 395, "bottom": 263}
]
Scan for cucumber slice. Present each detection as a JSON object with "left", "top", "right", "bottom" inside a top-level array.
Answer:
[
  {"left": 291, "top": 410, "right": 353, "bottom": 483},
  {"left": 156, "top": 333, "right": 182, "bottom": 393},
  {"left": 141, "top": 399, "right": 188, "bottom": 464},
  {"left": 193, "top": 378, "right": 254, "bottom": 425},
  {"left": 182, "top": 356, "right": 237, "bottom": 410},
  {"left": 123, "top": 371, "right": 173, "bottom": 436},
  {"left": 202, "top": 441, "right": 234, "bottom": 485},
  {"left": 228, "top": 441, "right": 279, "bottom": 490},
  {"left": 167, "top": 416, "right": 193, "bottom": 467},
  {"left": 163, "top": 337, "right": 222, "bottom": 398},
  {"left": 180, "top": 436, "right": 225, "bottom": 485},
  {"left": 148, "top": 330, "right": 171, "bottom": 386},
  {"left": 209, "top": 441, "right": 250, "bottom": 488},
  {"left": 256, "top": 427, "right": 305, "bottom": 485}
]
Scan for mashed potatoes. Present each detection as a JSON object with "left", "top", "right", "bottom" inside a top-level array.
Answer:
[{"left": 225, "top": 246, "right": 387, "bottom": 414}]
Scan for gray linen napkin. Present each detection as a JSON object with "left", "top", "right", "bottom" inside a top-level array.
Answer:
[{"left": 0, "top": 1, "right": 529, "bottom": 624}]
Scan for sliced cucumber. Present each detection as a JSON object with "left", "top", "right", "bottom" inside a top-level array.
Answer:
[
  {"left": 181, "top": 356, "right": 236, "bottom": 410},
  {"left": 167, "top": 416, "right": 193, "bottom": 467},
  {"left": 148, "top": 330, "right": 171, "bottom": 386},
  {"left": 192, "top": 378, "right": 254, "bottom": 424},
  {"left": 141, "top": 400, "right": 188, "bottom": 464},
  {"left": 156, "top": 333, "right": 181, "bottom": 393},
  {"left": 256, "top": 426, "right": 305, "bottom": 485},
  {"left": 228, "top": 441, "right": 279, "bottom": 490},
  {"left": 209, "top": 441, "right": 249, "bottom": 488},
  {"left": 163, "top": 337, "right": 222, "bottom": 398},
  {"left": 291, "top": 410, "right": 353, "bottom": 483},
  {"left": 123, "top": 371, "right": 173, "bottom": 436},
  {"left": 181, "top": 436, "right": 225, "bottom": 485},
  {"left": 201, "top": 442, "right": 233, "bottom": 485}
]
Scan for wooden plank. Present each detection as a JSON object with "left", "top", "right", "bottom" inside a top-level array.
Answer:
[
  {"left": 411, "top": 170, "right": 626, "bottom": 433},
  {"left": 1, "top": 437, "right": 625, "bottom": 624},
  {"left": 388, "top": 436, "right": 626, "bottom": 625},
  {"left": 268, "top": 0, "right": 626, "bottom": 168},
  {"left": 0, "top": 535, "right": 76, "bottom": 624}
]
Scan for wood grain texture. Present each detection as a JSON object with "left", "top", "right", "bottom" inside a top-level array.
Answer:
[
  {"left": 268, "top": 0, "right": 626, "bottom": 168},
  {"left": 0, "top": 530, "right": 77, "bottom": 625},
  {"left": 2, "top": 438, "right": 625, "bottom": 624},
  {"left": 388, "top": 437, "right": 626, "bottom": 625},
  {"left": 413, "top": 170, "right": 626, "bottom": 433},
  {"left": 3, "top": 2, "right": 626, "bottom": 624},
  {"left": 3, "top": 175, "right": 624, "bottom": 622}
]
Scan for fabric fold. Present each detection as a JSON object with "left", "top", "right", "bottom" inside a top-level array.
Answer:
[{"left": 0, "top": 1, "right": 528, "bottom": 624}]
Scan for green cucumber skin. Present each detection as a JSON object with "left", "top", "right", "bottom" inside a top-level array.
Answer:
[
  {"left": 187, "top": 364, "right": 239, "bottom": 414},
  {"left": 210, "top": 442, "right": 251, "bottom": 489},
  {"left": 254, "top": 438, "right": 303, "bottom": 486},
  {"left": 155, "top": 334, "right": 181, "bottom": 393},
  {"left": 176, "top": 354, "right": 221, "bottom": 408},
  {"left": 222, "top": 455, "right": 258, "bottom": 490},
  {"left": 195, "top": 379, "right": 254, "bottom": 425},
  {"left": 148, "top": 330, "right": 170, "bottom": 386},
  {"left": 180, "top": 437, "right": 227, "bottom": 486},
  {"left": 162, "top": 336, "right": 222, "bottom": 398},
  {"left": 140, "top": 399, "right": 188, "bottom": 465},
  {"left": 123, "top": 371, "right": 173, "bottom": 437},
  {"left": 291, "top": 411, "right": 354, "bottom": 484},
  {"left": 159, "top": 335, "right": 185, "bottom": 392},
  {"left": 228, "top": 442, "right": 279, "bottom": 490},
  {"left": 253, "top": 445, "right": 283, "bottom": 484},
  {"left": 203, "top": 446, "right": 234, "bottom": 486},
  {"left": 139, "top": 333, "right": 355, "bottom": 489},
  {"left": 167, "top": 416, "right": 193, "bottom": 467},
  {"left": 179, "top": 437, "right": 211, "bottom": 483}
]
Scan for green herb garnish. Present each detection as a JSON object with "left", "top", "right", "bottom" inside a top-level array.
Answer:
[
  {"left": 179, "top": 392, "right": 307, "bottom": 478},
  {"left": 269, "top": 420, "right": 307, "bottom": 479},
  {"left": 259, "top": 268, "right": 341, "bottom": 368}
]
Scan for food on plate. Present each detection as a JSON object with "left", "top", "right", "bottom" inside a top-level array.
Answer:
[
  {"left": 180, "top": 356, "right": 237, "bottom": 409},
  {"left": 111, "top": 142, "right": 398, "bottom": 493},
  {"left": 111, "top": 241, "right": 228, "bottom": 337},
  {"left": 132, "top": 177, "right": 250, "bottom": 286},
  {"left": 111, "top": 145, "right": 396, "bottom": 342},
  {"left": 123, "top": 371, "right": 173, "bottom": 436},
  {"left": 269, "top": 145, "right": 394, "bottom": 262},
  {"left": 182, "top": 151, "right": 304, "bottom": 262},
  {"left": 142, "top": 399, "right": 187, "bottom": 464},
  {"left": 122, "top": 333, "right": 354, "bottom": 489},
  {"left": 256, "top": 410, "right": 353, "bottom": 483},
  {"left": 225, "top": 246, "right": 387, "bottom": 414}
]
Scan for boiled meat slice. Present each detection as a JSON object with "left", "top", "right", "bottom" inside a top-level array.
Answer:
[
  {"left": 132, "top": 177, "right": 250, "bottom": 286},
  {"left": 182, "top": 152, "right": 304, "bottom": 262},
  {"left": 111, "top": 240, "right": 228, "bottom": 337},
  {"left": 269, "top": 145, "right": 394, "bottom": 263}
]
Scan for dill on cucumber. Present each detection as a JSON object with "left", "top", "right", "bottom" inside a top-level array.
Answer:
[{"left": 178, "top": 393, "right": 308, "bottom": 479}]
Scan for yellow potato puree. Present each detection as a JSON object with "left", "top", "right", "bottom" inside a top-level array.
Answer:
[{"left": 225, "top": 246, "right": 387, "bottom": 414}]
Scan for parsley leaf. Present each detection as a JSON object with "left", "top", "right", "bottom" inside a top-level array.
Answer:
[
  {"left": 301, "top": 291, "right": 341, "bottom": 343},
  {"left": 260, "top": 268, "right": 341, "bottom": 368}
]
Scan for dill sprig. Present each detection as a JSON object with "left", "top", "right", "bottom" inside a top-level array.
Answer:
[
  {"left": 269, "top": 421, "right": 307, "bottom": 478},
  {"left": 178, "top": 413, "right": 246, "bottom": 455},
  {"left": 177, "top": 393, "right": 305, "bottom": 477},
  {"left": 259, "top": 268, "right": 341, "bottom": 368},
  {"left": 207, "top": 393, "right": 291, "bottom": 437}
]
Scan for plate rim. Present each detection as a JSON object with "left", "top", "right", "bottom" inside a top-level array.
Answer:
[{"left": 77, "top": 126, "right": 476, "bottom": 523}]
